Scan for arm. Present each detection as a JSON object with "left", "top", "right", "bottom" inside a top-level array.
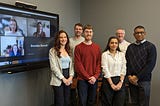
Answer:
[
  {"left": 115, "top": 53, "right": 127, "bottom": 90},
  {"left": 125, "top": 45, "right": 132, "bottom": 76},
  {"left": 69, "top": 56, "right": 74, "bottom": 77},
  {"left": 137, "top": 44, "right": 157, "bottom": 80},
  {"left": 117, "top": 52, "right": 126, "bottom": 84},
  {"left": 67, "top": 56, "right": 74, "bottom": 84},
  {"left": 101, "top": 52, "right": 117, "bottom": 89},
  {"left": 101, "top": 52, "right": 112, "bottom": 79},
  {"left": 125, "top": 45, "right": 138, "bottom": 85},
  {"left": 74, "top": 46, "right": 90, "bottom": 80},
  {"left": 107, "top": 77, "right": 120, "bottom": 91},
  {"left": 93, "top": 46, "right": 101, "bottom": 79},
  {"left": 88, "top": 47, "right": 101, "bottom": 84},
  {"left": 49, "top": 49, "right": 64, "bottom": 80},
  {"left": 42, "top": 32, "right": 46, "bottom": 37},
  {"left": 120, "top": 52, "right": 127, "bottom": 77}
]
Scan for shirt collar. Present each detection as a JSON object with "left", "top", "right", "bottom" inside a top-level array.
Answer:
[
  {"left": 106, "top": 50, "right": 118, "bottom": 55},
  {"left": 134, "top": 39, "right": 146, "bottom": 45},
  {"left": 120, "top": 39, "right": 126, "bottom": 43}
]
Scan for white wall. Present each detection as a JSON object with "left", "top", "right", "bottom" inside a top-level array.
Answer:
[{"left": 80, "top": 0, "right": 160, "bottom": 105}]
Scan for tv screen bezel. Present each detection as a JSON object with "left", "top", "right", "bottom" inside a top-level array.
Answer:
[{"left": 0, "top": 2, "right": 59, "bottom": 73}]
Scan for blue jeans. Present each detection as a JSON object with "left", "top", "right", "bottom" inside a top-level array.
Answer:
[
  {"left": 129, "top": 81, "right": 151, "bottom": 106},
  {"left": 77, "top": 80, "right": 97, "bottom": 106}
]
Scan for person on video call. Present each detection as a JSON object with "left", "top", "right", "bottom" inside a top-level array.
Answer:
[
  {"left": 4, "top": 18, "right": 23, "bottom": 36},
  {"left": 33, "top": 22, "right": 46, "bottom": 37},
  {"left": 9, "top": 44, "right": 21, "bottom": 56}
]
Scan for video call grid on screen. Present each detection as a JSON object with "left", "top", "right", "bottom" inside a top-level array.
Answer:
[{"left": 0, "top": 4, "right": 59, "bottom": 67}]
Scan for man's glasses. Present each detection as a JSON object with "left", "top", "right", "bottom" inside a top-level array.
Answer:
[{"left": 134, "top": 32, "right": 145, "bottom": 35}]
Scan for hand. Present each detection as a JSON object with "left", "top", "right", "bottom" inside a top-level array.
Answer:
[
  {"left": 88, "top": 76, "right": 96, "bottom": 84},
  {"left": 62, "top": 78, "right": 68, "bottom": 85},
  {"left": 67, "top": 77, "right": 73, "bottom": 83},
  {"left": 110, "top": 83, "right": 119, "bottom": 91},
  {"left": 128, "top": 75, "right": 138, "bottom": 86},
  {"left": 66, "top": 77, "right": 73, "bottom": 86},
  {"left": 116, "top": 81, "right": 123, "bottom": 90},
  {"left": 132, "top": 75, "right": 138, "bottom": 85},
  {"left": 62, "top": 78, "right": 71, "bottom": 86}
]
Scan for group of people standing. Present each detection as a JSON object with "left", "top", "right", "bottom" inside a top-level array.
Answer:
[{"left": 49, "top": 23, "right": 157, "bottom": 106}]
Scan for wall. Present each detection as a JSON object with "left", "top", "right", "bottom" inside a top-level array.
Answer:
[
  {"left": 0, "top": 0, "right": 80, "bottom": 106},
  {"left": 0, "top": 68, "right": 53, "bottom": 106},
  {"left": 0, "top": 0, "right": 80, "bottom": 36},
  {"left": 80, "top": 0, "right": 160, "bottom": 105},
  {"left": 1, "top": 0, "right": 159, "bottom": 105}
]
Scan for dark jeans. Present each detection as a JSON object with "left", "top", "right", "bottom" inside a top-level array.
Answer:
[
  {"left": 53, "top": 68, "right": 70, "bottom": 106},
  {"left": 77, "top": 80, "right": 97, "bottom": 106},
  {"left": 128, "top": 81, "right": 151, "bottom": 106},
  {"left": 101, "top": 76, "right": 125, "bottom": 106}
]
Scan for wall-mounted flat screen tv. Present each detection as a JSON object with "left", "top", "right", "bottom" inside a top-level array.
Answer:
[{"left": 0, "top": 3, "right": 59, "bottom": 73}]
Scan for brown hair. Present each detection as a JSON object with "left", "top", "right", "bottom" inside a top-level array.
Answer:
[
  {"left": 53, "top": 30, "right": 71, "bottom": 57},
  {"left": 83, "top": 24, "right": 93, "bottom": 32},
  {"left": 74, "top": 23, "right": 83, "bottom": 29},
  {"left": 10, "top": 18, "right": 18, "bottom": 31}
]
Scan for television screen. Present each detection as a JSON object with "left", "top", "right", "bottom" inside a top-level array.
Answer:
[{"left": 0, "top": 3, "right": 59, "bottom": 73}]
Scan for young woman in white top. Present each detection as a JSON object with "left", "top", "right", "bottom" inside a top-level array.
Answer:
[
  {"left": 49, "top": 30, "right": 74, "bottom": 106},
  {"left": 101, "top": 36, "right": 126, "bottom": 106}
]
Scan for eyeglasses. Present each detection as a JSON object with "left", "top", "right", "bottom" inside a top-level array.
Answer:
[{"left": 134, "top": 32, "right": 145, "bottom": 35}]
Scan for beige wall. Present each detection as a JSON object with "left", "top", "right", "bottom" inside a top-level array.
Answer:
[{"left": 80, "top": 0, "right": 160, "bottom": 105}]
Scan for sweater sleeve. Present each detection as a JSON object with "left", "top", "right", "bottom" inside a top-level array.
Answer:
[
  {"left": 125, "top": 45, "right": 132, "bottom": 76},
  {"left": 74, "top": 45, "right": 90, "bottom": 80},
  {"left": 137, "top": 44, "right": 157, "bottom": 80},
  {"left": 93, "top": 46, "right": 101, "bottom": 79}
]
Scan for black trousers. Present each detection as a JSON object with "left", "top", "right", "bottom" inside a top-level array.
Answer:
[
  {"left": 101, "top": 76, "right": 125, "bottom": 106},
  {"left": 70, "top": 88, "right": 78, "bottom": 106},
  {"left": 53, "top": 68, "right": 70, "bottom": 106}
]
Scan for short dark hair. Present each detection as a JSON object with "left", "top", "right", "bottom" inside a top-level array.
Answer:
[
  {"left": 134, "top": 25, "right": 145, "bottom": 32},
  {"left": 74, "top": 23, "right": 83, "bottom": 29}
]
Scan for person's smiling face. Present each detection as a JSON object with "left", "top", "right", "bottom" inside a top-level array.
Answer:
[{"left": 134, "top": 28, "right": 146, "bottom": 42}]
